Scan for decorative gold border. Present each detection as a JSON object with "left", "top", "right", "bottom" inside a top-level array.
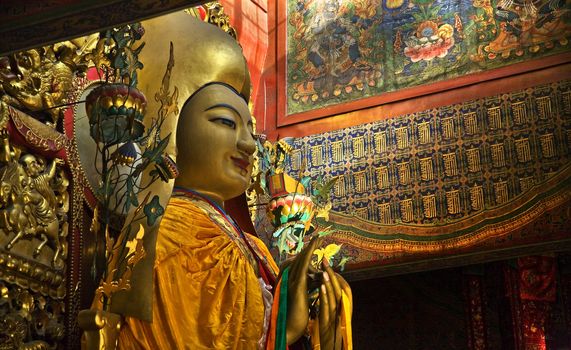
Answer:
[{"left": 329, "top": 185, "right": 570, "bottom": 254}]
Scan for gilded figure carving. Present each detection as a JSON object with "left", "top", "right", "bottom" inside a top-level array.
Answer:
[
  {"left": 0, "top": 36, "right": 100, "bottom": 125},
  {"left": 0, "top": 136, "right": 69, "bottom": 268}
]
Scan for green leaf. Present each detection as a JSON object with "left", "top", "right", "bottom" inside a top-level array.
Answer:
[{"left": 142, "top": 134, "right": 170, "bottom": 163}]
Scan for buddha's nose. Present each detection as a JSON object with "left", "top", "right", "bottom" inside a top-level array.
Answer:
[{"left": 237, "top": 135, "right": 256, "bottom": 156}]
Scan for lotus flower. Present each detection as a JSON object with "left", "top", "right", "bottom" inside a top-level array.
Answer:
[
  {"left": 267, "top": 193, "right": 314, "bottom": 227},
  {"left": 86, "top": 83, "right": 147, "bottom": 145}
]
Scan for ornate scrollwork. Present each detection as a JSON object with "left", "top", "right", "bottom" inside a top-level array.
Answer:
[
  {"left": 0, "top": 34, "right": 103, "bottom": 126},
  {"left": 0, "top": 18, "right": 149, "bottom": 349},
  {"left": 0, "top": 281, "right": 65, "bottom": 350},
  {"left": 203, "top": 2, "right": 237, "bottom": 39},
  {"left": 186, "top": 2, "right": 237, "bottom": 39}
]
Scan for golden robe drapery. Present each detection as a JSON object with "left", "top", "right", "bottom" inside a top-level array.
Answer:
[{"left": 118, "top": 192, "right": 278, "bottom": 350}]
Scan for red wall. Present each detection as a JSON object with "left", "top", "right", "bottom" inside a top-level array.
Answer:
[{"left": 221, "top": 0, "right": 269, "bottom": 123}]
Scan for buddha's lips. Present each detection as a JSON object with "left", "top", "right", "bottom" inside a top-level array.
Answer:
[{"left": 231, "top": 157, "right": 250, "bottom": 171}]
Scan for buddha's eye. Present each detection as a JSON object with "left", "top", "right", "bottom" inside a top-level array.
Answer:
[{"left": 213, "top": 117, "right": 236, "bottom": 129}]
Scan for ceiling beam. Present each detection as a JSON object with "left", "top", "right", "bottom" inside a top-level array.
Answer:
[{"left": 0, "top": 0, "right": 208, "bottom": 55}]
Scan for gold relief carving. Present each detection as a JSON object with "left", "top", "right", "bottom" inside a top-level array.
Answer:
[
  {"left": 442, "top": 152, "right": 459, "bottom": 177},
  {"left": 0, "top": 142, "right": 69, "bottom": 268},
  {"left": 446, "top": 190, "right": 461, "bottom": 215},
  {"left": 400, "top": 198, "right": 414, "bottom": 223},
  {"left": 0, "top": 34, "right": 103, "bottom": 125},
  {"left": 487, "top": 106, "right": 502, "bottom": 130},
  {"left": 535, "top": 96, "right": 552, "bottom": 119},
  {"left": 469, "top": 184, "right": 484, "bottom": 211},
  {"left": 376, "top": 166, "right": 390, "bottom": 189},
  {"left": 463, "top": 112, "right": 479, "bottom": 135},
  {"left": 334, "top": 175, "right": 346, "bottom": 196},
  {"left": 520, "top": 176, "right": 535, "bottom": 192},
  {"left": 397, "top": 161, "right": 411, "bottom": 185},
  {"left": 395, "top": 127, "right": 410, "bottom": 149},
  {"left": 190, "top": 2, "right": 238, "bottom": 39},
  {"left": 515, "top": 138, "right": 532, "bottom": 163},
  {"left": 494, "top": 180, "right": 509, "bottom": 204},
  {"left": 491, "top": 143, "right": 506, "bottom": 167},
  {"left": 310, "top": 145, "right": 324, "bottom": 166},
  {"left": 466, "top": 148, "right": 481, "bottom": 173},
  {"left": 0, "top": 281, "right": 65, "bottom": 349},
  {"left": 352, "top": 137, "right": 365, "bottom": 158},
  {"left": 379, "top": 202, "right": 392, "bottom": 224},
  {"left": 419, "top": 157, "right": 434, "bottom": 181},
  {"left": 331, "top": 141, "right": 344, "bottom": 162},
  {"left": 0, "top": 251, "right": 65, "bottom": 297},
  {"left": 441, "top": 117, "right": 455, "bottom": 139},
  {"left": 562, "top": 91, "right": 571, "bottom": 113},
  {"left": 511, "top": 101, "right": 528, "bottom": 124},
  {"left": 374, "top": 131, "right": 388, "bottom": 153},
  {"left": 422, "top": 194, "right": 437, "bottom": 218},
  {"left": 417, "top": 122, "right": 431, "bottom": 144},
  {"left": 354, "top": 171, "right": 367, "bottom": 193},
  {"left": 539, "top": 134, "right": 556, "bottom": 158}
]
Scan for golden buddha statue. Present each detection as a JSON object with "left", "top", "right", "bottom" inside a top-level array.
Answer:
[{"left": 106, "top": 11, "right": 351, "bottom": 350}]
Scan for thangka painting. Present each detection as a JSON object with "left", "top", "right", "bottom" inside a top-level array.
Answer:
[
  {"left": 285, "top": 0, "right": 571, "bottom": 115},
  {"left": 283, "top": 79, "right": 571, "bottom": 273}
]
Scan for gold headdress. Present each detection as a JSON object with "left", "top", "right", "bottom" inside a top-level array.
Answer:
[{"left": 137, "top": 10, "right": 251, "bottom": 156}]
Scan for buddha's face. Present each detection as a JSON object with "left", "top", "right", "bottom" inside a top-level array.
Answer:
[{"left": 175, "top": 83, "right": 256, "bottom": 205}]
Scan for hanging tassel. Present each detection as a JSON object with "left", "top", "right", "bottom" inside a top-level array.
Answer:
[
  {"left": 276, "top": 267, "right": 289, "bottom": 349},
  {"left": 268, "top": 266, "right": 290, "bottom": 350}
]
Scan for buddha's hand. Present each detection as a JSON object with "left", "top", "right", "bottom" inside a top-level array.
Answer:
[
  {"left": 318, "top": 261, "right": 352, "bottom": 350},
  {"left": 285, "top": 236, "right": 322, "bottom": 344}
]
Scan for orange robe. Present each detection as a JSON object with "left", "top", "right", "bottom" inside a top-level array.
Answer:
[{"left": 118, "top": 193, "right": 278, "bottom": 350}]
